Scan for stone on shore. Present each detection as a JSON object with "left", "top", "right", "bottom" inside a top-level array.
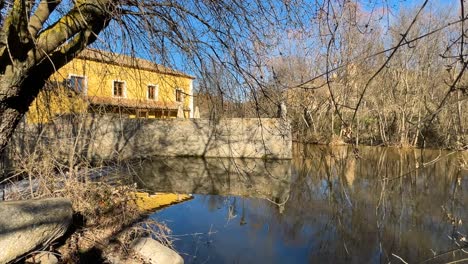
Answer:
[
  {"left": 0, "top": 198, "right": 72, "bottom": 263},
  {"left": 131, "top": 237, "right": 184, "bottom": 264},
  {"left": 26, "top": 252, "right": 59, "bottom": 264}
]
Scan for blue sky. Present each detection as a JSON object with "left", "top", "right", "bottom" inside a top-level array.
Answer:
[{"left": 42, "top": 0, "right": 461, "bottom": 84}]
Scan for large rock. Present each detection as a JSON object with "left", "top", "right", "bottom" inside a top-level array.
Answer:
[
  {"left": 131, "top": 238, "right": 184, "bottom": 264},
  {"left": 27, "top": 252, "right": 59, "bottom": 264},
  {"left": 0, "top": 198, "right": 72, "bottom": 263}
]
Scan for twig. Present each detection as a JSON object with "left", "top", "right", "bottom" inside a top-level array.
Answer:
[
  {"left": 444, "top": 258, "right": 468, "bottom": 264},
  {"left": 392, "top": 253, "right": 409, "bottom": 264}
]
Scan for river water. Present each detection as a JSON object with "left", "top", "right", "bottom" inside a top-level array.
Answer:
[{"left": 133, "top": 145, "right": 468, "bottom": 263}]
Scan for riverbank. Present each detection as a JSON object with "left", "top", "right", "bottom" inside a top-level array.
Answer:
[
  {"left": 293, "top": 134, "right": 468, "bottom": 151},
  {"left": 0, "top": 170, "right": 191, "bottom": 263},
  {"left": 56, "top": 191, "right": 191, "bottom": 263}
]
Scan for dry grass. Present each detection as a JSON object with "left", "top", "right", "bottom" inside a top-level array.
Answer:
[
  {"left": 1, "top": 130, "right": 176, "bottom": 263},
  {"left": 328, "top": 135, "right": 347, "bottom": 146}
]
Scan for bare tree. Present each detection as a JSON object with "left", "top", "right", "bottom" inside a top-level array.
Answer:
[
  {"left": 1, "top": 0, "right": 466, "bottom": 152},
  {"left": 0, "top": 0, "right": 304, "bottom": 151}
]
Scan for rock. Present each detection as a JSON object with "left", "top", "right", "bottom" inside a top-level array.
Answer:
[
  {"left": 0, "top": 198, "right": 73, "bottom": 264},
  {"left": 131, "top": 237, "right": 184, "bottom": 264},
  {"left": 27, "top": 252, "right": 59, "bottom": 264},
  {"left": 104, "top": 242, "right": 142, "bottom": 264}
]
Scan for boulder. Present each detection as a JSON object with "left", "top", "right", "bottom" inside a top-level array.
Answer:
[
  {"left": 27, "top": 252, "right": 59, "bottom": 264},
  {"left": 131, "top": 238, "right": 184, "bottom": 264},
  {"left": 0, "top": 198, "right": 72, "bottom": 263}
]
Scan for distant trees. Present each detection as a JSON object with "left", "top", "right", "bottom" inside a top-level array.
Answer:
[{"left": 196, "top": 1, "right": 467, "bottom": 148}]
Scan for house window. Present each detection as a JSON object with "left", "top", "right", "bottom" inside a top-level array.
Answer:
[
  {"left": 148, "top": 85, "right": 158, "bottom": 100},
  {"left": 68, "top": 75, "right": 86, "bottom": 93},
  {"left": 113, "top": 81, "right": 125, "bottom": 97},
  {"left": 175, "top": 88, "right": 183, "bottom": 102}
]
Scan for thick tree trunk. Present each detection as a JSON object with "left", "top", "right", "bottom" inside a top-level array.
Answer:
[
  {"left": 0, "top": 73, "right": 43, "bottom": 152},
  {"left": 0, "top": 60, "right": 59, "bottom": 151},
  {"left": 0, "top": 0, "right": 113, "bottom": 152}
]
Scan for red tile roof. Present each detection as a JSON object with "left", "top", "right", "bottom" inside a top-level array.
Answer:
[{"left": 78, "top": 49, "right": 195, "bottom": 80}]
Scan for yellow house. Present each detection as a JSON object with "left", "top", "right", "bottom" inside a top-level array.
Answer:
[{"left": 28, "top": 49, "right": 195, "bottom": 123}]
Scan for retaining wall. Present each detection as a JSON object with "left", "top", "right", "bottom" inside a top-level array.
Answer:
[
  {"left": 91, "top": 117, "right": 292, "bottom": 159},
  {"left": 6, "top": 115, "right": 292, "bottom": 164}
]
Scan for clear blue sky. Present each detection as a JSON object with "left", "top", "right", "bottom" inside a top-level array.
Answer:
[{"left": 86, "top": 0, "right": 460, "bottom": 81}]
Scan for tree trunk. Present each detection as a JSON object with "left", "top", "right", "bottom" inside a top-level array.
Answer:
[
  {"left": 330, "top": 99, "right": 335, "bottom": 137},
  {"left": 0, "top": 0, "right": 113, "bottom": 152},
  {"left": 456, "top": 89, "right": 464, "bottom": 143},
  {"left": 413, "top": 110, "right": 421, "bottom": 147},
  {"left": 0, "top": 69, "right": 48, "bottom": 152}
]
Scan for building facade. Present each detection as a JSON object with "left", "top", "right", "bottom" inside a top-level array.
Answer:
[{"left": 28, "top": 49, "right": 195, "bottom": 123}]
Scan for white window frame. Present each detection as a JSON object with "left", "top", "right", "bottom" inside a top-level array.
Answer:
[
  {"left": 68, "top": 73, "right": 88, "bottom": 95},
  {"left": 112, "top": 80, "right": 127, "bottom": 98},
  {"left": 147, "top": 84, "right": 159, "bottom": 101}
]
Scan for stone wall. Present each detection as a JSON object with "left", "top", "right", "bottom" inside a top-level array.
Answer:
[
  {"left": 91, "top": 117, "right": 291, "bottom": 160},
  {"left": 5, "top": 115, "right": 292, "bottom": 166}
]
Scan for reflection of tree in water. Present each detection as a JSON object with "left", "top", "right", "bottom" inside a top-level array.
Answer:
[
  {"left": 205, "top": 195, "right": 225, "bottom": 212},
  {"left": 135, "top": 157, "right": 291, "bottom": 202},
  {"left": 136, "top": 147, "right": 467, "bottom": 262},
  {"left": 280, "top": 145, "right": 468, "bottom": 263},
  {"left": 201, "top": 195, "right": 249, "bottom": 226}
]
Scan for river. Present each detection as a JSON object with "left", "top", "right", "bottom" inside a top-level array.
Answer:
[{"left": 132, "top": 144, "right": 468, "bottom": 263}]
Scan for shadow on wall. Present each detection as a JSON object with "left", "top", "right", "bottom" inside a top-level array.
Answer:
[
  {"left": 99, "top": 117, "right": 292, "bottom": 160},
  {"left": 1, "top": 114, "right": 291, "bottom": 178}
]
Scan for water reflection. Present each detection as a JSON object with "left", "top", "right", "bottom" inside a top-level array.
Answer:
[
  {"left": 290, "top": 145, "right": 468, "bottom": 263},
  {"left": 135, "top": 157, "right": 291, "bottom": 212},
  {"left": 136, "top": 145, "right": 468, "bottom": 263}
]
